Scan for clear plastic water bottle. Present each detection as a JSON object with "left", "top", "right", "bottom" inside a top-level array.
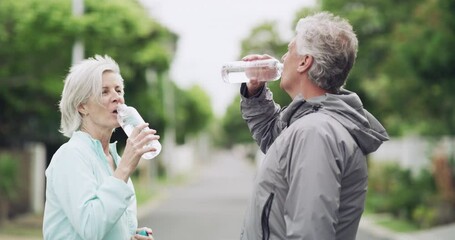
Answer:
[
  {"left": 221, "top": 58, "right": 283, "bottom": 83},
  {"left": 116, "top": 104, "right": 161, "bottom": 160}
]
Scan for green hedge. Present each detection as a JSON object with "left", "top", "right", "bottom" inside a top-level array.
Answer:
[{"left": 366, "top": 160, "right": 455, "bottom": 228}]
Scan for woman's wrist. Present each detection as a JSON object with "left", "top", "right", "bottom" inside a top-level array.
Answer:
[{"left": 113, "top": 166, "right": 131, "bottom": 182}]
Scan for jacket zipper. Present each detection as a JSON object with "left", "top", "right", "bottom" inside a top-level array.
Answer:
[{"left": 261, "top": 192, "right": 275, "bottom": 240}]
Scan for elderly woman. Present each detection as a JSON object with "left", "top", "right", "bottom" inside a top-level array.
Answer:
[{"left": 43, "top": 55, "right": 158, "bottom": 240}]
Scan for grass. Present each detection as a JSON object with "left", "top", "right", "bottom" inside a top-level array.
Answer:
[
  {"left": 0, "top": 225, "right": 42, "bottom": 238},
  {"left": 376, "top": 216, "right": 420, "bottom": 233},
  {"left": 132, "top": 170, "right": 192, "bottom": 206},
  {"left": 132, "top": 175, "right": 160, "bottom": 206},
  {"left": 363, "top": 211, "right": 420, "bottom": 233},
  {"left": 0, "top": 214, "right": 43, "bottom": 239}
]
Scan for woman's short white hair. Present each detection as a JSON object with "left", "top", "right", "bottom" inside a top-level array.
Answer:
[
  {"left": 59, "top": 55, "right": 123, "bottom": 138},
  {"left": 295, "top": 12, "right": 358, "bottom": 93}
]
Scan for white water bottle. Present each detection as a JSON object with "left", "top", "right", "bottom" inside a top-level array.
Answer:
[
  {"left": 117, "top": 104, "right": 161, "bottom": 160},
  {"left": 221, "top": 58, "right": 283, "bottom": 83}
]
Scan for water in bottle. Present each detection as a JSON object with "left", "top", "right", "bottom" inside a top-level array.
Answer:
[
  {"left": 221, "top": 58, "right": 283, "bottom": 83},
  {"left": 116, "top": 104, "right": 161, "bottom": 160}
]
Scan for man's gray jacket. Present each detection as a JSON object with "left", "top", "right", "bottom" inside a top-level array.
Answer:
[{"left": 239, "top": 85, "right": 389, "bottom": 240}]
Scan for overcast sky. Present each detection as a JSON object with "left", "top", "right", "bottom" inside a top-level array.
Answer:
[{"left": 140, "top": 0, "right": 315, "bottom": 116}]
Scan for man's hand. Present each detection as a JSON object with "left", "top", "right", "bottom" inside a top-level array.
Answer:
[{"left": 242, "top": 54, "right": 274, "bottom": 96}]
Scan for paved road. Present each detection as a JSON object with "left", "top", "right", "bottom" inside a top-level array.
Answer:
[
  {"left": 139, "top": 150, "right": 254, "bottom": 240},
  {"left": 138, "top": 150, "right": 384, "bottom": 240},
  {"left": 357, "top": 229, "right": 391, "bottom": 240}
]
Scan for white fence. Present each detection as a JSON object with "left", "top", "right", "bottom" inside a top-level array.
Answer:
[
  {"left": 370, "top": 136, "right": 455, "bottom": 173},
  {"left": 252, "top": 136, "right": 455, "bottom": 174},
  {"left": 160, "top": 133, "right": 212, "bottom": 178}
]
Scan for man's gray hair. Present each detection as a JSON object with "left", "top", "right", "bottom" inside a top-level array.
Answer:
[
  {"left": 59, "top": 55, "right": 122, "bottom": 137},
  {"left": 295, "top": 12, "right": 358, "bottom": 93}
]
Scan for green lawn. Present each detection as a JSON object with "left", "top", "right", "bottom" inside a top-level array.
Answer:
[{"left": 376, "top": 217, "right": 420, "bottom": 233}]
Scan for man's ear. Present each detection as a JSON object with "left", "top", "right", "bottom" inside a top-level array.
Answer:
[{"left": 297, "top": 55, "right": 313, "bottom": 73}]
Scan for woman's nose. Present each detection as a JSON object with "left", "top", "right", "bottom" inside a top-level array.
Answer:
[{"left": 112, "top": 91, "right": 123, "bottom": 102}]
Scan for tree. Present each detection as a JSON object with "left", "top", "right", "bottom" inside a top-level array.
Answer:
[
  {"left": 0, "top": 0, "right": 75, "bottom": 146},
  {"left": 319, "top": 0, "right": 455, "bottom": 226},
  {"left": 222, "top": 0, "right": 455, "bottom": 143},
  {"left": 319, "top": 0, "right": 455, "bottom": 136},
  {"left": 174, "top": 85, "right": 213, "bottom": 144},
  {"left": 0, "top": 153, "right": 19, "bottom": 225},
  {"left": 0, "top": 0, "right": 207, "bottom": 149},
  {"left": 239, "top": 21, "right": 292, "bottom": 107},
  {"left": 219, "top": 21, "right": 293, "bottom": 148},
  {"left": 236, "top": 0, "right": 455, "bottom": 137},
  {"left": 219, "top": 96, "right": 254, "bottom": 148}
]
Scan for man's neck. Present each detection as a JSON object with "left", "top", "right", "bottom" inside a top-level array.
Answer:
[{"left": 293, "top": 78, "right": 328, "bottom": 100}]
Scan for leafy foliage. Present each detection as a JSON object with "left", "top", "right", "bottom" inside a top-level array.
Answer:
[
  {"left": 219, "top": 96, "right": 254, "bottom": 148},
  {"left": 174, "top": 85, "right": 213, "bottom": 144},
  {"left": 218, "top": 22, "right": 292, "bottom": 147},
  {"left": 0, "top": 0, "right": 213, "bottom": 149},
  {"left": 320, "top": 0, "right": 455, "bottom": 136},
  {"left": 0, "top": 153, "right": 19, "bottom": 224},
  {"left": 364, "top": 160, "right": 455, "bottom": 228},
  {"left": 239, "top": 21, "right": 292, "bottom": 107},
  {"left": 0, "top": 0, "right": 75, "bottom": 146},
  {"left": 0, "top": 153, "right": 19, "bottom": 201},
  {"left": 221, "top": 0, "right": 455, "bottom": 146}
]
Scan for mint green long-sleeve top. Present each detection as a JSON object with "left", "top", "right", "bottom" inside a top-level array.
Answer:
[{"left": 43, "top": 131, "right": 138, "bottom": 240}]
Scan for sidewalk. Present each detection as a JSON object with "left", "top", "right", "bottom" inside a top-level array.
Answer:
[{"left": 359, "top": 215, "right": 455, "bottom": 240}]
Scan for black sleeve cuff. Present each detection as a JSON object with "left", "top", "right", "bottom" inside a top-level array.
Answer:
[{"left": 240, "top": 83, "right": 265, "bottom": 98}]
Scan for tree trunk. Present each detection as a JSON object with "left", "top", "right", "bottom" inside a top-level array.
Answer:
[{"left": 0, "top": 198, "right": 10, "bottom": 227}]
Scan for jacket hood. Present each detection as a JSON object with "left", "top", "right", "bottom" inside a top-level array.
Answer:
[{"left": 281, "top": 89, "right": 389, "bottom": 154}]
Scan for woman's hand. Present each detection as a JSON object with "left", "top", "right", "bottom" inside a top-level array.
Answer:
[
  {"left": 131, "top": 227, "right": 154, "bottom": 240},
  {"left": 114, "top": 123, "right": 160, "bottom": 182},
  {"left": 242, "top": 54, "right": 273, "bottom": 96}
]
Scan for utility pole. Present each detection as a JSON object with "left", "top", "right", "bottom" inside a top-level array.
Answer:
[
  {"left": 162, "top": 71, "right": 177, "bottom": 177},
  {"left": 72, "top": 0, "right": 84, "bottom": 64}
]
